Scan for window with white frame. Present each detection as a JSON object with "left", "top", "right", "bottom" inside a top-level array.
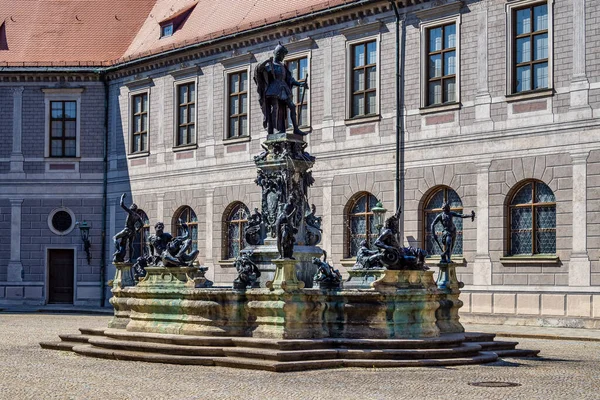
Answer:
[
  {"left": 507, "top": 0, "right": 553, "bottom": 94},
  {"left": 130, "top": 92, "right": 149, "bottom": 154},
  {"left": 226, "top": 69, "right": 249, "bottom": 138},
  {"left": 43, "top": 88, "right": 82, "bottom": 158},
  {"left": 285, "top": 55, "right": 310, "bottom": 128},
  {"left": 175, "top": 81, "right": 196, "bottom": 147},
  {"left": 347, "top": 37, "right": 379, "bottom": 119},
  {"left": 420, "top": 16, "right": 460, "bottom": 107}
]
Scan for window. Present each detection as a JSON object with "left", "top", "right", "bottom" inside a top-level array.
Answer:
[
  {"left": 350, "top": 40, "right": 377, "bottom": 118},
  {"left": 131, "top": 92, "right": 149, "bottom": 153},
  {"left": 174, "top": 206, "right": 198, "bottom": 253},
  {"left": 227, "top": 70, "right": 248, "bottom": 138},
  {"left": 507, "top": 1, "right": 552, "bottom": 94},
  {"left": 423, "top": 187, "right": 464, "bottom": 256},
  {"left": 347, "top": 193, "right": 379, "bottom": 257},
  {"left": 176, "top": 82, "right": 196, "bottom": 147},
  {"left": 47, "top": 207, "right": 76, "bottom": 236},
  {"left": 425, "top": 23, "right": 457, "bottom": 106},
  {"left": 49, "top": 101, "right": 77, "bottom": 157},
  {"left": 131, "top": 210, "right": 150, "bottom": 260},
  {"left": 285, "top": 56, "right": 309, "bottom": 128},
  {"left": 161, "top": 23, "right": 173, "bottom": 38},
  {"left": 224, "top": 202, "right": 249, "bottom": 259},
  {"left": 508, "top": 181, "right": 556, "bottom": 255}
]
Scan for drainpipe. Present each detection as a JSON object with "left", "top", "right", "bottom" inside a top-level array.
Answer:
[
  {"left": 99, "top": 73, "right": 109, "bottom": 307},
  {"left": 388, "top": 0, "right": 406, "bottom": 242}
]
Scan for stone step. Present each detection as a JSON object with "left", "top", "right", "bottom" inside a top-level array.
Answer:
[
  {"left": 473, "top": 341, "right": 520, "bottom": 351},
  {"left": 71, "top": 345, "right": 216, "bottom": 366},
  {"left": 222, "top": 347, "right": 339, "bottom": 361},
  {"left": 337, "top": 343, "right": 482, "bottom": 360},
  {"left": 103, "top": 329, "right": 235, "bottom": 347},
  {"left": 39, "top": 341, "right": 81, "bottom": 351},
  {"left": 494, "top": 349, "right": 541, "bottom": 358},
  {"left": 341, "top": 351, "right": 499, "bottom": 368},
  {"left": 58, "top": 334, "right": 93, "bottom": 343},
  {"left": 214, "top": 357, "right": 344, "bottom": 372},
  {"left": 87, "top": 337, "right": 226, "bottom": 356},
  {"left": 78, "top": 328, "right": 106, "bottom": 337},
  {"left": 463, "top": 332, "right": 496, "bottom": 342}
]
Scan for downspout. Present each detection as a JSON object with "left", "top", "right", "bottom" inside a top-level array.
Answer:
[
  {"left": 99, "top": 72, "right": 109, "bottom": 307},
  {"left": 388, "top": 0, "right": 406, "bottom": 241}
]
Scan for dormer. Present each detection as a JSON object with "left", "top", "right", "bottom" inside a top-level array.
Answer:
[{"left": 159, "top": 1, "right": 197, "bottom": 39}]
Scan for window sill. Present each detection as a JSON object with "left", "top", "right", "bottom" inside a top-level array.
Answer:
[
  {"left": 499, "top": 255, "right": 560, "bottom": 265},
  {"left": 217, "top": 260, "right": 236, "bottom": 268},
  {"left": 504, "top": 89, "right": 554, "bottom": 103},
  {"left": 344, "top": 114, "right": 381, "bottom": 126},
  {"left": 425, "top": 256, "right": 466, "bottom": 266},
  {"left": 127, "top": 151, "right": 150, "bottom": 159},
  {"left": 44, "top": 157, "right": 80, "bottom": 161},
  {"left": 172, "top": 144, "right": 198, "bottom": 152},
  {"left": 223, "top": 135, "right": 251, "bottom": 145},
  {"left": 419, "top": 102, "right": 461, "bottom": 115},
  {"left": 340, "top": 258, "right": 357, "bottom": 268}
]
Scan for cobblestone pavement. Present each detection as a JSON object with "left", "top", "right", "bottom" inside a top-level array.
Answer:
[{"left": 1, "top": 314, "right": 599, "bottom": 400}]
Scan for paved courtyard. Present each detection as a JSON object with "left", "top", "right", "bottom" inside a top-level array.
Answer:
[{"left": 1, "top": 313, "right": 599, "bottom": 400}]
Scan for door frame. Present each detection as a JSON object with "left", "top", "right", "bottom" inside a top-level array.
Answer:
[{"left": 45, "top": 246, "right": 78, "bottom": 305}]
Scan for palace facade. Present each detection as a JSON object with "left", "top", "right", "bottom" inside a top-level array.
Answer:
[{"left": 1, "top": 0, "right": 600, "bottom": 328}]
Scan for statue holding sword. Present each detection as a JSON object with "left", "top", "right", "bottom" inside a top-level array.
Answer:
[{"left": 430, "top": 202, "right": 475, "bottom": 263}]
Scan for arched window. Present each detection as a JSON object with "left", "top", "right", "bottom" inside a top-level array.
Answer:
[
  {"left": 131, "top": 209, "right": 150, "bottom": 260},
  {"left": 509, "top": 181, "right": 556, "bottom": 255},
  {"left": 423, "top": 187, "right": 464, "bottom": 256},
  {"left": 347, "top": 192, "right": 379, "bottom": 257},
  {"left": 224, "top": 202, "right": 249, "bottom": 259},
  {"left": 174, "top": 206, "right": 198, "bottom": 252}
]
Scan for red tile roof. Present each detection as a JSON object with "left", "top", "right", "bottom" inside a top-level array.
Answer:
[{"left": 0, "top": 0, "right": 368, "bottom": 67}]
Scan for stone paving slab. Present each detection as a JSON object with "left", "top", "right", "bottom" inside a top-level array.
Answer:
[
  {"left": 1, "top": 314, "right": 600, "bottom": 399},
  {"left": 464, "top": 323, "right": 600, "bottom": 342}
]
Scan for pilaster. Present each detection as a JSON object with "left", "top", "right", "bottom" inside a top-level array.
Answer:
[
  {"left": 569, "top": 151, "right": 591, "bottom": 286},
  {"left": 205, "top": 65, "right": 216, "bottom": 158},
  {"left": 473, "top": 161, "right": 492, "bottom": 286},
  {"left": 569, "top": 0, "right": 591, "bottom": 113},
  {"left": 321, "top": 35, "right": 334, "bottom": 143},
  {"left": 10, "top": 87, "right": 25, "bottom": 174},
  {"left": 321, "top": 178, "right": 334, "bottom": 252},
  {"left": 474, "top": 2, "right": 491, "bottom": 121},
  {"left": 8, "top": 198, "right": 24, "bottom": 282},
  {"left": 204, "top": 189, "right": 215, "bottom": 280}
]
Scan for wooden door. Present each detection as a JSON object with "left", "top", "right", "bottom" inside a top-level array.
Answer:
[{"left": 48, "top": 249, "right": 74, "bottom": 304}]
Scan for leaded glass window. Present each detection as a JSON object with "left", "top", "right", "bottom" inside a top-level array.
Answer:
[
  {"left": 423, "top": 187, "right": 463, "bottom": 256},
  {"left": 285, "top": 56, "right": 309, "bottom": 128},
  {"left": 131, "top": 210, "right": 150, "bottom": 260},
  {"left": 350, "top": 41, "right": 377, "bottom": 118},
  {"left": 513, "top": 3, "right": 549, "bottom": 93},
  {"left": 50, "top": 100, "right": 77, "bottom": 157},
  {"left": 174, "top": 206, "right": 198, "bottom": 252},
  {"left": 131, "top": 93, "right": 148, "bottom": 153},
  {"left": 509, "top": 181, "right": 555, "bottom": 255},
  {"left": 426, "top": 23, "right": 457, "bottom": 105},
  {"left": 227, "top": 71, "right": 248, "bottom": 138},
  {"left": 347, "top": 193, "right": 379, "bottom": 257},
  {"left": 225, "top": 203, "right": 249, "bottom": 259}
]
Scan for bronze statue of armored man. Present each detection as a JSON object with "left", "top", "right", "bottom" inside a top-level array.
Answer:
[{"left": 254, "top": 43, "right": 309, "bottom": 135}]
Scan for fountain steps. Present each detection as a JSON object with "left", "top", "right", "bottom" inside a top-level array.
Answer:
[{"left": 40, "top": 328, "right": 539, "bottom": 371}]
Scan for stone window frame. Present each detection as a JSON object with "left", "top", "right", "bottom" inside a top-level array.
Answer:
[
  {"left": 506, "top": 179, "right": 556, "bottom": 256},
  {"left": 344, "top": 34, "right": 381, "bottom": 122},
  {"left": 419, "top": 14, "right": 462, "bottom": 110},
  {"left": 173, "top": 205, "right": 199, "bottom": 254},
  {"left": 421, "top": 186, "right": 465, "bottom": 258},
  {"left": 128, "top": 88, "right": 151, "bottom": 156},
  {"left": 172, "top": 75, "right": 199, "bottom": 151},
  {"left": 221, "top": 201, "right": 249, "bottom": 260},
  {"left": 284, "top": 50, "right": 312, "bottom": 130},
  {"left": 131, "top": 209, "right": 151, "bottom": 260},
  {"left": 223, "top": 64, "right": 251, "bottom": 143},
  {"left": 43, "top": 88, "right": 83, "bottom": 159},
  {"left": 345, "top": 191, "right": 379, "bottom": 258},
  {"left": 47, "top": 207, "right": 77, "bottom": 236},
  {"left": 505, "top": 0, "right": 555, "bottom": 99}
]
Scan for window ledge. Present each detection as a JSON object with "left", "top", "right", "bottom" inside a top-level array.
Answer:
[
  {"left": 127, "top": 151, "right": 150, "bottom": 159},
  {"left": 44, "top": 157, "right": 80, "bottom": 161},
  {"left": 223, "top": 135, "right": 251, "bottom": 145},
  {"left": 419, "top": 102, "right": 461, "bottom": 115},
  {"left": 340, "top": 258, "right": 357, "bottom": 268},
  {"left": 172, "top": 144, "right": 197, "bottom": 152},
  {"left": 500, "top": 255, "right": 560, "bottom": 265},
  {"left": 504, "top": 89, "right": 554, "bottom": 103},
  {"left": 344, "top": 114, "right": 381, "bottom": 126},
  {"left": 425, "top": 256, "right": 466, "bottom": 266},
  {"left": 217, "top": 260, "right": 235, "bottom": 268}
]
